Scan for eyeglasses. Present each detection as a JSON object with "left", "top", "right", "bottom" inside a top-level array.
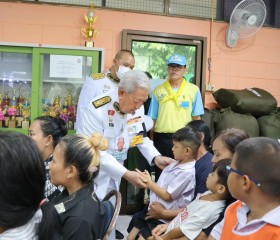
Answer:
[
  {"left": 168, "top": 64, "right": 185, "bottom": 70},
  {"left": 226, "top": 166, "right": 261, "bottom": 187}
]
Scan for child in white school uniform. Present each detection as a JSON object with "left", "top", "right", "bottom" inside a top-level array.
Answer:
[
  {"left": 127, "top": 126, "right": 201, "bottom": 240},
  {"left": 151, "top": 159, "right": 234, "bottom": 240}
]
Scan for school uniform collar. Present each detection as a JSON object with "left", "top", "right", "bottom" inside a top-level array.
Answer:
[{"left": 238, "top": 201, "right": 280, "bottom": 227}]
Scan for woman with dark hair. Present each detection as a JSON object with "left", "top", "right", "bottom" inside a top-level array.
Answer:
[
  {"left": 0, "top": 132, "right": 61, "bottom": 239},
  {"left": 186, "top": 120, "right": 213, "bottom": 197},
  {"left": 211, "top": 128, "right": 249, "bottom": 164},
  {"left": 50, "top": 132, "right": 107, "bottom": 239},
  {"left": 28, "top": 116, "right": 68, "bottom": 201}
]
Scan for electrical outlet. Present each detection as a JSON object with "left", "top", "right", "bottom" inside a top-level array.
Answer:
[{"left": 206, "top": 84, "right": 215, "bottom": 92}]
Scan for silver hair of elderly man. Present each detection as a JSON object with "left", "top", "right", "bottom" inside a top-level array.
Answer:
[{"left": 118, "top": 70, "right": 151, "bottom": 94}]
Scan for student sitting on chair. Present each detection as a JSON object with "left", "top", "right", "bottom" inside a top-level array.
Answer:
[
  {"left": 50, "top": 133, "right": 108, "bottom": 239},
  {"left": 150, "top": 159, "right": 234, "bottom": 240},
  {"left": 127, "top": 127, "right": 201, "bottom": 240}
]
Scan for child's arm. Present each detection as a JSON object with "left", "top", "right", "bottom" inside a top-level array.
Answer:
[
  {"left": 152, "top": 223, "right": 169, "bottom": 236},
  {"left": 136, "top": 169, "right": 173, "bottom": 202},
  {"left": 146, "top": 202, "right": 184, "bottom": 221},
  {"left": 147, "top": 179, "right": 173, "bottom": 202},
  {"left": 127, "top": 227, "right": 140, "bottom": 240},
  {"left": 160, "top": 227, "right": 187, "bottom": 240}
]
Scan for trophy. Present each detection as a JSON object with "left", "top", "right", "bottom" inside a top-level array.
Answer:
[
  {"left": 22, "top": 95, "right": 31, "bottom": 129},
  {"left": 81, "top": 4, "right": 99, "bottom": 47},
  {"left": 7, "top": 90, "right": 18, "bottom": 128},
  {"left": 16, "top": 87, "right": 24, "bottom": 128},
  {"left": 0, "top": 94, "right": 4, "bottom": 128},
  {"left": 42, "top": 90, "right": 51, "bottom": 116}
]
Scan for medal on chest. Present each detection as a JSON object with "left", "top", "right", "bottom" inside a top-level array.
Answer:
[{"left": 108, "top": 109, "right": 115, "bottom": 127}]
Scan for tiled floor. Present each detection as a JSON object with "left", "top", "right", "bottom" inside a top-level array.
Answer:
[{"left": 116, "top": 215, "right": 132, "bottom": 238}]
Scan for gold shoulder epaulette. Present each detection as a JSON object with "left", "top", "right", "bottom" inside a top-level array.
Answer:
[
  {"left": 92, "top": 72, "right": 106, "bottom": 80},
  {"left": 92, "top": 96, "right": 111, "bottom": 108}
]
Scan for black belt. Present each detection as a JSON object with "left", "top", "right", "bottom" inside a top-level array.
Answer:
[{"left": 154, "top": 132, "right": 174, "bottom": 139}]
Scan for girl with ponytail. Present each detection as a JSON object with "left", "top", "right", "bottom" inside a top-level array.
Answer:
[{"left": 50, "top": 133, "right": 108, "bottom": 239}]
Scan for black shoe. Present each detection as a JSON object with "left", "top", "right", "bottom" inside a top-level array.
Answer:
[{"left": 115, "top": 229, "right": 124, "bottom": 239}]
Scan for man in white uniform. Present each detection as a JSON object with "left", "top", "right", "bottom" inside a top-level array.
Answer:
[
  {"left": 77, "top": 70, "right": 174, "bottom": 198},
  {"left": 76, "top": 49, "right": 135, "bottom": 130}
]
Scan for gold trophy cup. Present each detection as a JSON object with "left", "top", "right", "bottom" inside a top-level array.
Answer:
[{"left": 81, "top": 4, "right": 99, "bottom": 47}]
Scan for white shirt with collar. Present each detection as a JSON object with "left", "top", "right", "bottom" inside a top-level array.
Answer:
[
  {"left": 77, "top": 88, "right": 160, "bottom": 199},
  {"left": 149, "top": 160, "right": 196, "bottom": 223}
]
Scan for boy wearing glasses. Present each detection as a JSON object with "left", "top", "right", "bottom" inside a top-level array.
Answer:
[
  {"left": 148, "top": 54, "right": 204, "bottom": 180},
  {"left": 209, "top": 137, "right": 280, "bottom": 239}
]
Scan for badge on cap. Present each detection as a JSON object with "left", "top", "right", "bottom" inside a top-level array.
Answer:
[{"left": 167, "top": 54, "right": 187, "bottom": 66}]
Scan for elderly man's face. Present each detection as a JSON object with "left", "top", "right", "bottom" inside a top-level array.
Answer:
[{"left": 119, "top": 88, "right": 149, "bottom": 114}]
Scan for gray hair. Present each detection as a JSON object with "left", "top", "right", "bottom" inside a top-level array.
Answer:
[{"left": 118, "top": 70, "right": 150, "bottom": 94}]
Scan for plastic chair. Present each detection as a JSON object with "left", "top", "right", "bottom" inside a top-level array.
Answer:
[{"left": 101, "top": 190, "right": 122, "bottom": 240}]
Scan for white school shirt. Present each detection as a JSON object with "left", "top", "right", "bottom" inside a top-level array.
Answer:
[
  {"left": 166, "top": 191, "right": 225, "bottom": 240},
  {"left": 149, "top": 160, "right": 196, "bottom": 223},
  {"left": 0, "top": 209, "right": 42, "bottom": 240}
]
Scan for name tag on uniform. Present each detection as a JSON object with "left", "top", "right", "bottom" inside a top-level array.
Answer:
[
  {"left": 180, "top": 101, "right": 189, "bottom": 108},
  {"left": 127, "top": 116, "right": 143, "bottom": 134}
]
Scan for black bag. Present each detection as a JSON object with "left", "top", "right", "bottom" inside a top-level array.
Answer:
[
  {"left": 257, "top": 110, "right": 280, "bottom": 140},
  {"left": 215, "top": 108, "right": 259, "bottom": 137},
  {"left": 213, "top": 88, "right": 277, "bottom": 117},
  {"left": 201, "top": 108, "right": 218, "bottom": 139}
]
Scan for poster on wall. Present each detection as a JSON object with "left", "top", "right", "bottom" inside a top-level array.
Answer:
[{"left": 50, "top": 55, "right": 82, "bottom": 79}]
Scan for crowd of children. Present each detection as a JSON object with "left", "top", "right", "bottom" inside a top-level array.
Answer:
[
  {"left": 126, "top": 123, "right": 280, "bottom": 240},
  {"left": 1, "top": 117, "right": 280, "bottom": 240}
]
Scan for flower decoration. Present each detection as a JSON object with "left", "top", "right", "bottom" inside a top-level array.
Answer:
[
  {"left": 68, "top": 105, "right": 75, "bottom": 115},
  {"left": 60, "top": 113, "right": 69, "bottom": 123},
  {"left": 7, "top": 107, "right": 18, "bottom": 116},
  {"left": 0, "top": 111, "right": 5, "bottom": 120}
]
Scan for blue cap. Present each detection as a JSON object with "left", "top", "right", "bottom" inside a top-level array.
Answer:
[{"left": 167, "top": 54, "right": 187, "bottom": 66}]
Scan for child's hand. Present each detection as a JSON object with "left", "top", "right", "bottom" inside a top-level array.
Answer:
[
  {"left": 153, "top": 234, "right": 164, "bottom": 240},
  {"left": 152, "top": 224, "right": 168, "bottom": 236},
  {"left": 135, "top": 168, "right": 152, "bottom": 182}
]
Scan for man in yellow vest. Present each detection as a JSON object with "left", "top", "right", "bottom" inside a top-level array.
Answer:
[{"left": 148, "top": 54, "right": 204, "bottom": 179}]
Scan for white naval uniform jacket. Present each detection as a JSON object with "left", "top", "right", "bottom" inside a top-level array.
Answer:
[
  {"left": 77, "top": 88, "right": 160, "bottom": 199},
  {"left": 76, "top": 70, "right": 118, "bottom": 130}
]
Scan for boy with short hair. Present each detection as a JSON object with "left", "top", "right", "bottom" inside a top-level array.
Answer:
[
  {"left": 151, "top": 159, "right": 234, "bottom": 240},
  {"left": 127, "top": 127, "right": 201, "bottom": 240},
  {"left": 210, "top": 137, "right": 280, "bottom": 239}
]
